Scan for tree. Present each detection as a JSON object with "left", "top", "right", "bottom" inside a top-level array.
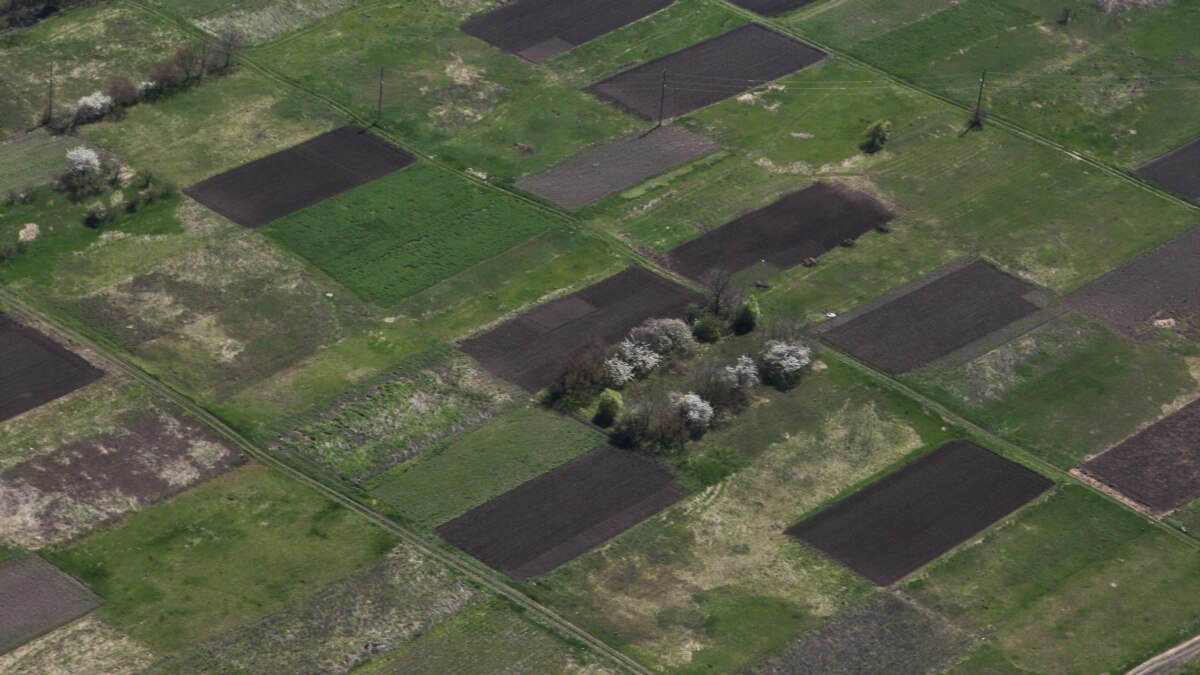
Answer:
[
  {"left": 629, "top": 318, "right": 695, "bottom": 355},
  {"left": 147, "top": 59, "right": 184, "bottom": 91},
  {"left": 594, "top": 389, "right": 623, "bottom": 427},
  {"left": 725, "top": 355, "right": 760, "bottom": 400},
  {"left": 0, "top": 242, "right": 14, "bottom": 264},
  {"left": 759, "top": 340, "right": 813, "bottom": 389},
  {"left": 59, "top": 146, "right": 106, "bottom": 199},
  {"left": 863, "top": 119, "right": 892, "bottom": 154},
  {"left": 73, "top": 91, "right": 113, "bottom": 125},
  {"left": 104, "top": 76, "right": 140, "bottom": 107},
  {"left": 216, "top": 29, "right": 245, "bottom": 72},
  {"left": 691, "top": 314, "right": 723, "bottom": 344},
  {"left": 671, "top": 392, "right": 714, "bottom": 436},
  {"left": 619, "top": 338, "right": 662, "bottom": 375},
  {"left": 172, "top": 45, "right": 203, "bottom": 83},
  {"left": 603, "top": 356, "right": 635, "bottom": 387},
  {"left": 733, "top": 296, "right": 761, "bottom": 335},
  {"left": 701, "top": 268, "right": 741, "bottom": 317}
]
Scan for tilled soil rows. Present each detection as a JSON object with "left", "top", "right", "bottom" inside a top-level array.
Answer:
[
  {"left": 1081, "top": 398, "right": 1200, "bottom": 513},
  {"left": 1135, "top": 137, "right": 1200, "bottom": 201},
  {"left": 586, "top": 23, "right": 826, "bottom": 120},
  {"left": 787, "top": 440, "right": 1052, "bottom": 586},
  {"left": 1068, "top": 226, "right": 1200, "bottom": 338},
  {"left": 0, "top": 555, "right": 102, "bottom": 654},
  {"left": 515, "top": 126, "right": 720, "bottom": 210},
  {"left": 460, "top": 266, "right": 701, "bottom": 392},
  {"left": 729, "top": 0, "right": 821, "bottom": 17},
  {"left": 461, "top": 0, "right": 672, "bottom": 63},
  {"left": 821, "top": 260, "right": 1040, "bottom": 374},
  {"left": 666, "top": 182, "right": 894, "bottom": 280},
  {"left": 0, "top": 314, "right": 102, "bottom": 423},
  {"left": 184, "top": 126, "right": 415, "bottom": 228},
  {"left": 436, "top": 445, "right": 687, "bottom": 580}
]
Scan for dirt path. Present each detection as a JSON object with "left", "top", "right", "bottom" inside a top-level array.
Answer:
[{"left": 1128, "top": 634, "right": 1200, "bottom": 675}]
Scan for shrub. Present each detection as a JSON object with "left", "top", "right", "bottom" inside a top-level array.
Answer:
[
  {"left": 73, "top": 91, "right": 113, "bottom": 125},
  {"left": 0, "top": 242, "right": 14, "bottom": 264},
  {"left": 147, "top": 59, "right": 184, "bottom": 92},
  {"left": 733, "top": 296, "right": 761, "bottom": 335},
  {"left": 629, "top": 318, "right": 696, "bottom": 355},
  {"left": 692, "top": 314, "right": 724, "bottom": 343},
  {"left": 124, "top": 194, "right": 142, "bottom": 213},
  {"left": 594, "top": 389, "right": 623, "bottom": 427},
  {"left": 104, "top": 76, "right": 140, "bottom": 108},
  {"left": 671, "top": 392, "right": 714, "bottom": 436},
  {"left": 726, "top": 355, "right": 760, "bottom": 398},
  {"left": 544, "top": 342, "right": 606, "bottom": 409},
  {"left": 82, "top": 205, "right": 114, "bottom": 229},
  {"left": 759, "top": 340, "right": 812, "bottom": 389},
  {"left": 620, "top": 338, "right": 662, "bottom": 375},
  {"left": 603, "top": 356, "right": 635, "bottom": 387},
  {"left": 59, "top": 146, "right": 106, "bottom": 200},
  {"left": 863, "top": 119, "right": 892, "bottom": 154},
  {"left": 611, "top": 396, "right": 689, "bottom": 454}
]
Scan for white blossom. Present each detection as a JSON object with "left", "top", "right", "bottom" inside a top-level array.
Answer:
[
  {"left": 725, "top": 355, "right": 760, "bottom": 391},
  {"left": 671, "top": 392, "right": 714, "bottom": 431},
  {"left": 630, "top": 318, "right": 695, "bottom": 355},
  {"left": 604, "top": 357, "right": 635, "bottom": 387},
  {"left": 620, "top": 339, "right": 662, "bottom": 375},
  {"left": 75, "top": 91, "right": 113, "bottom": 122},
  {"left": 760, "top": 340, "right": 812, "bottom": 386},
  {"left": 66, "top": 146, "right": 101, "bottom": 174}
]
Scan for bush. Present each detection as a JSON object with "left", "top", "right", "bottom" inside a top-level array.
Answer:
[
  {"left": 82, "top": 205, "right": 114, "bottom": 229},
  {"left": 124, "top": 194, "right": 142, "bottom": 213},
  {"left": 759, "top": 340, "right": 813, "bottom": 389},
  {"left": 104, "top": 76, "right": 140, "bottom": 108},
  {"left": 692, "top": 314, "right": 724, "bottom": 343},
  {"left": 611, "top": 396, "right": 689, "bottom": 454},
  {"left": 58, "top": 146, "right": 106, "bottom": 200},
  {"left": 603, "top": 356, "right": 635, "bottom": 387},
  {"left": 733, "top": 296, "right": 761, "bottom": 335},
  {"left": 594, "top": 389, "right": 623, "bottom": 427},
  {"left": 863, "top": 119, "right": 892, "bottom": 154},
  {"left": 73, "top": 91, "right": 113, "bottom": 125},
  {"left": 544, "top": 342, "right": 606, "bottom": 409},
  {"left": 671, "top": 392, "right": 714, "bottom": 436},
  {"left": 629, "top": 318, "right": 696, "bottom": 355}
]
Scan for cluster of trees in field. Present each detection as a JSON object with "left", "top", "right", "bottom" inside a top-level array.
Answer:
[
  {"left": 2, "top": 0, "right": 89, "bottom": 29},
  {"left": 42, "top": 30, "right": 245, "bottom": 133}
]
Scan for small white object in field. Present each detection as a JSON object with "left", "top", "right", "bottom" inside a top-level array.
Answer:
[
  {"left": 325, "top": 292, "right": 334, "bottom": 298},
  {"left": 825, "top": 311, "right": 837, "bottom": 318},
  {"left": 19, "top": 223, "right": 39, "bottom": 242}
]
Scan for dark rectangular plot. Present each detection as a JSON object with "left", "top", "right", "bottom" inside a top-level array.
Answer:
[
  {"left": 461, "top": 266, "right": 701, "bottom": 392},
  {"left": 0, "top": 556, "right": 102, "bottom": 653},
  {"left": 1082, "top": 398, "right": 1200, "bottom": 512},
  {"left": 730, "top": 0, "right": 821, "bottom": 17},
  {"left": 787, "top": 441, "right": 1052, "bottom": 586},
  {"left": 515, "top": 126, "right": 720, "bottom": 210},
  {"left": 1068, "top": 226, "right": 1200, "bottom": 338},
  {"left": 183, "top": 126, "right": 415, "bottom": 228},
  {"left": 667, "top": 182, "right": 893, "bottom": 280},
  {"left": 1135, "top": 137, "right": 1200, "bottom": 201},
  {"left": 461, "top": 0, "right": 672, "bottom": 63},
  {"left": 437, "top": 445, "right": 687, "bottom": 579},
  {"left": 586, "top": 24, "right": 826, "bottom": 120},
  {"left": 0, "top": 314, "right": 102, "bottom": 423},
  {"left": 822, "top": 261, "right": 1039, "bottom": 374}
]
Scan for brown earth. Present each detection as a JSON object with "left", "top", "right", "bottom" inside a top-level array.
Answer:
[
  {"left": 821, "top": 260, "right": 1041, "bottom": 374},
  {"left": 184, "top": 126, "right": 415, "bottom": 228},
  {"left": 729, "top": 0, "right": 821, "bottom": 17},
  {"left": 0, "top": 313, "right": 103, "bottom": 423},
  {"left": 460, "top": 266, "right": 700, "bottom": 392},
  {"left": 1135, "top": 137, "right": 1200, "bottom": 201},
  {"left": 460, "top": 0, "right": 673, "bottom": 63},
  {"left": 0, "top": 556, "right": 102, "bottom": 654},
  {"left": 787, "top": 440, "right": 1053, "bottom": 586},
  {"left": 586, "top": 24, "right": 826, "bottom": 120},
  {"left": 1081, "top": 397, "right": 1200, "bottom": 512},
  {"left": 666, "top": 182, "right": 894, "bottom": 280},
  {"left": 436, "top": 445, "right": 687, "bottom": 580}
]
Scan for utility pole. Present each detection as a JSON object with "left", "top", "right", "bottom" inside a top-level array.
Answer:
[
  {"left": 45, "top": 64, "right": 55, "bottom": 127},
  {"left": 375, "top": 67, "right": 384, "bottom": 126},
  {"left": 971, "top": 69, "right": 987, "bottom": 128},
  {"left": 641, "top": 69, "right": 668, "bottom": 137}
]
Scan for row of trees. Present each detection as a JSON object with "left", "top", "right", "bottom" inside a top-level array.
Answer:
[{"left": 42, "top": 30, "right": 245, "bottom": 133}]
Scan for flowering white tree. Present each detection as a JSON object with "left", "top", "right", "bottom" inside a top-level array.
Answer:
[
  {"left": 620, "top": 338, "right": 662, "bottom": 375},
  {"left": 725, "top": 355, "right": 760, "bottom": 392},
  {"left": 604, "top": 356, "right": 635, "bottom": 387},
  {"left": 759, "top": 340, "right": 812, "bottom": 388},
  {"left": 671, "top": 392, "right": 714, "bottom": 432},
  {"left": 75, "top": 92, "right": 113, "bottom": 123},
  {"left": 630, "top": 318, "right": 696, "bottom": 355},
  {"left": 65, "top": 147, "right": 101, "bottom": 175}
]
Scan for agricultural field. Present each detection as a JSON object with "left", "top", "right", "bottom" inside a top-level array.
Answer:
[
  {"left": 141, "top": 0, "right": 362, "bottom": 45},
  {"left": 0, "top": 555, "right": 102, "bottom": 653},
  {"left": 0, "top": 132, "right": 88, "bottom": 193}
]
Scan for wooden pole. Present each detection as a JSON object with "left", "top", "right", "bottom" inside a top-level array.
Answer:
[{"left": 972, "top": 70, "right": 987, "bottom": 127}]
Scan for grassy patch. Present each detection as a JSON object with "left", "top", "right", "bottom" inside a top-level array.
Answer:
[
  {"left": 368, "top": 404, "right": 604, "bottom": 527},
  {"left": 1167, "top": 500, "right": 1200, "bottom": 538},
  {"left": 910, "top": 316, "right": 1199, "bottom": 468},
  {"left": 142, "top": 0, "right": 359, "bottom": 44},
  {"left": 265, "top": 163, "right": 566, "bottom": 306},
  {"left": 0, "top": 132, "right": 87, "bottom": 193},
  {"left": 47, "top": 464, "right": 396, "bottom": 654}
]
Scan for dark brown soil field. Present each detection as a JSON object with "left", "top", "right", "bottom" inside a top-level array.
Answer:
[
  {"left": 515, "top": 126, "right": 720, "bottom": 210},
  {"left": 666, "top": 182, "right": 894, "bottom": 280},
  {"left": 460, "top": 266, "right": 701, "bottom": 392},
  {"left": 787, "top": 440, "right": 1052, "bottom": 586},
  {"left": 0, "top": 411, "right": 242, "bottom": 547},
  {"left": 183, "top": 125, "right": 415, "bottom": 228},
  {"left": 1081, "top": 398, "right": 1200, "bottom": 512},
  {"left": 586, "top": 24, "right": 826, "bottom": 120},
  {"left": 436, "top": 445, "right": 687, "bottom": 580},
  {"left": 748, "top": 593, "right": 974, "bottom": 674},
  {"left": 0, "top": 314, "right": 102, "bottom": 423},
  {"left": 729, "top": 0, "right": 821, "bottom": 17},
  {"left": 0, "top": 555, "right": 101, "bottom": 654},
  {"left": 821, "top": 260, "right": 1040, "bottom": 374},
  {"left": 1135, "top": 137, "right": 1200, "bottom": 201},
  {"left": 460, "top": 0, "right": 672, "bottom": 63},
  {"left": 1068, "top": 226, "right": 1200, "bottom": 338}
]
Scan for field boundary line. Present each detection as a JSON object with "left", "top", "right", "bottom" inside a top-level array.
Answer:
[
  {"left": 1128, "top": 633, "right": 1200, "bottom": 675},
  {"left": 706, "top": 0, "right": 1200, "bottom": 216},
  {"left": 0, "top": 287, "right": 652, "bottom": 675}
]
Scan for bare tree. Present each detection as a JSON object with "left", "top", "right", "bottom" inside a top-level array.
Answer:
[
  {"left": 701, "top": 268, "right": 742, "bottom": 318},
  {"left": 216, "top": 29, "right": 245, "bottom": 72},
  {"left": 172, "top": 45, "right": 203, "bottom": 83}
]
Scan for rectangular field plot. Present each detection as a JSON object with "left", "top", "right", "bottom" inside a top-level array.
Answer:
[
  {"left": 586, "top": 24, "right": 826, "bottom": 120},
  {"left": 1068, "top": 226, "right": 1200, "bottom": 338},
  {"left": 461, "top": 266, "right": 700, "bottom": 392},
  {"left": 730, "top": 0, "right": 820, "bottom": 17},
  {"left": 0, "top": 314, "right": 102, "bottom": 423},
  {"left": 666, "top": 182, "right": 894, "bottom": 280},
  {"left": 821, "top": 260, "right": 1041, "bottom": 374},
  {"left": 436, "top": 445, "right": 687, "bottom": 579},
  {"left": 183, "top": 126, "right": 415, "bottom": 228},
  {"left": 515, "top": 126, "right": 720, "bottom": 210},
  {"left": 1082, "top": 398, "right": 1200, "bottom": 513},
  {"left": 787, "top": 440, "right": 1052, "bottom": 585},
  {"left": 0, "top": 556, "right": 101, "bottom": 654},
  {"left": 1135, "top": 138, "right": 1200, "bottom": 201},
  {"left": 461, "top": 0, "right": 672, "bottom": 63}
]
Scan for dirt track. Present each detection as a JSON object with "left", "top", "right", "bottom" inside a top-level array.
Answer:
[{"left": 729, "top": 0, "right": 820, "bottom": 17}]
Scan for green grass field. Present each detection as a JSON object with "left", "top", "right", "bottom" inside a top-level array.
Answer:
[
  {"left": 48, "top": 464, "right": 396, "bottom": 654},
  {"left": 368, "top": 404, "right": 604, "bottom": 527},
  {"left": 0, "top": 132, "right": 88, "bottom": 193},
  {"left": 265, "top": 163, "right": 567, "bottom": 306},
  {"left": 141, "top": 0, "right": 359, "bottom": 44}
]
